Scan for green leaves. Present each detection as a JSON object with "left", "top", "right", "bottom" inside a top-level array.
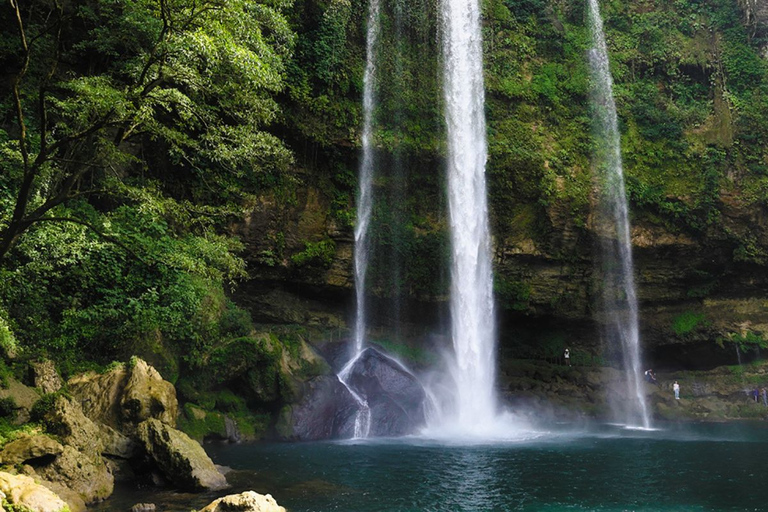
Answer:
[{"left": 0, "top": 0, "right": 298, "bottom": 365}]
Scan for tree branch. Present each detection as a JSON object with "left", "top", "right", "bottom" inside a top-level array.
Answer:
[
  {"left": 8, "top": 0, "right": 30, "bottom": 173},
  {"left": 2, "top": 0, "right": 37, "bottom": 262},
  {"left": 38, "top": 1, "right": 63, "bottom": 159},
  {"left": 36, "top": 109, "right": 117, "bottom": 167}
]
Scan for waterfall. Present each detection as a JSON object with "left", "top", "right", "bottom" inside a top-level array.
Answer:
[
  {"left": 353, "top": 0, "right": 381, "bottom": 358},
  {"left": 337, "top": 0, "right": 383, "bottom": 439},
  {"left": 587, "top": 0, "right": 650, "bottom": 429},
  {"left": 438, "top": 0, "right": 498, "bottom": 430}
]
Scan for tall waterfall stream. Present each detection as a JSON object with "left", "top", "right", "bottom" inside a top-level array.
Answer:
[
  {"left": 588, "top": 0, "right": 651, "bottom": 429},
  {"left": 429, "top": 0, "right": 499, "bottom": 432}
]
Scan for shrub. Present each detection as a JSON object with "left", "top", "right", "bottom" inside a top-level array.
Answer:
[
  {"left": 672, "top": 311, "right": 707, "bottom": 336},
  {"left": 0, "top": 397, "right": 16, "bottom": 418}
]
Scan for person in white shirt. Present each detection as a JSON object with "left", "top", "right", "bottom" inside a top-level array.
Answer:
[
  {"left": 673, "top": 381, "right": 680, "bottom": 399},
  {"left": 564, "top": 348, "right": 570, "bottom": 366}
]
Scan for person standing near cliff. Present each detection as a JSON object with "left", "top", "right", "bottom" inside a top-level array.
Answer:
[
  {"left": 673, "top": 381, "right": 680, "bottom": 400},
  {"left": 564, "top": 348, "right": 571, "bottom": 366}
]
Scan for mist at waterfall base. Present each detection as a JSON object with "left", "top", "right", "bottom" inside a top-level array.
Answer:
[{"left": 98, "top": 422, "right": 768, "bottom": 512}]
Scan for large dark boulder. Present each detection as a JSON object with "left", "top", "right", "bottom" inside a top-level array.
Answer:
[
  {"left": 277, "top": 375, "right": 357, "bottom": 440},
  {"left": 315, "top": 341, "right": 355, "bottom": 373},
  {"left": 346, "top": 348, "right": 427, "bottom": 437}
]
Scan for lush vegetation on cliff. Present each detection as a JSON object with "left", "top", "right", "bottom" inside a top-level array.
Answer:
[
  {"left": 0, "top": 0, "right": 305, "bottom": 425},
  {"left": 2, "top": 0, "right": 768, "bottom": 418}
]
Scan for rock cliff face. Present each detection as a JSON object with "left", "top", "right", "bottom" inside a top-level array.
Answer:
[
  {"left": 233, "top": 176, "right": 768, "bottom": 371},
  {"left": 229, "top": 0, "right": 768, "bottom": 374}
]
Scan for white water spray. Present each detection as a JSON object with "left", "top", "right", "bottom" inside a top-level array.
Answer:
[
  {"left": 338, "top": 0, "right": 383, "bottom": 439},
  {"left": 587, "top": 0, "right": 650, "bottom": 429},
  {"left": 432, "top": 0, "right": 498, "bottom": 432}
]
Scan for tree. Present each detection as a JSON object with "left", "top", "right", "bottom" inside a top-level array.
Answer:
[{"left": 0, "top": 0, "right": 295, "bottom": 261}]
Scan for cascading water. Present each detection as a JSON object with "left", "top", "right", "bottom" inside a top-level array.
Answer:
[
  {"left": 587, "top": 0, "right": 651, "bottom": 429},
  {"left": 431, "top": 0, "right": 498, "bottom": 432},
  {"left": 337, "top": 0, "right": 382, "bottom": 439}
]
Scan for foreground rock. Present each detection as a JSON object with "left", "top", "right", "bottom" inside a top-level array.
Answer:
[
  {"left": 34, "top": 445, "right": 114, "bottom": 504},
  {"left": 346, "top": 348, "right": 427, "bottom": 436},
  {"left": 0, "top": 378, "right": 41, "bottom": 423},
  {"left": 34, "top": 396, "right": 114, "bottom": 503},
  {"left": 277, "top": 375, "right": 357, "bottom": 440},
  {"left": 277, "top": 348, "right": 427, "bottom": 439},
  {"left": 0, "top": 471, "right": 69, "bottom": 512},
  {"left": 0, "top": 433, "right": 63, "bottom": 465},
  {"left": 68, "top": 358, "right": 177, "bottom": 431},
  {"left": 200, "top": 491, "right": 286, "bottom": 512},
  {"left": 30, "top": 359, "right": 63, "bottom": 395},
  {"left": 137, "top": 418, "right": 228, "bottom": 491}
]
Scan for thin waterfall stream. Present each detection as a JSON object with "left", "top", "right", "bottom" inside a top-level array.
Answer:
[
  {"left": 587, "top": 0, "right": 651, "bottom": 429},
  {"left": 338, "top": 0, "right": 383, "bottom": 439}
]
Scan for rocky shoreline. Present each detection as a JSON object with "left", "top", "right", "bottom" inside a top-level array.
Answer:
[
  {"left": 0, "top": 357, "right": 285, "bottom": 512},
  {"left": 0, "top": 352, "right": 765, "bottom": 511}
]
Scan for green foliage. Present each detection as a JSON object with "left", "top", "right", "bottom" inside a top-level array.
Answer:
[
  {"left": 219, "top": 304, "right": 255, "bottom": 339},
  {"left": 0, "top": 420, "right": 41, "bottom": 448},
  {"left": 0, "top": 359, "right": 13, "bottom": 390},
  {"left": 672, "top": 311, "right": 707, "bottom": 336},
  {"left": 100, "top": 361, "right": 125, "bottom": 375},
  {"left": 719, "top": 331, "right": 768, "bottom": 352},
  {"left": 0, "top": 397, "right": 16, "bottom": 418},
  {"left": 0, "top": 0, "right": 297, "bottom": 380},
  {"left": 0, "top": 198, "right": 257, "bottom": 369},
  {"left": 290, "top": 239, "right": 336, "bottom": 268},
  {"left": 29, "top": 393, "right": 61, "bottom": 425},
  {"left": 177, "top": 403, "right": 227, "bottom": 441},
  {"left": 195, "top": 335, "right": 284, "bottom": 402},
  {"left": 0, "top": 309, "right": 18, "bottom": 359},
  {"left": 495, "top": 277, "right": 532, "bottom": 311}
]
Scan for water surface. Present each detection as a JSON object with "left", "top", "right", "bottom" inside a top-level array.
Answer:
[{"left": 100, "top": 422, "right": 768, "bottom": 511}]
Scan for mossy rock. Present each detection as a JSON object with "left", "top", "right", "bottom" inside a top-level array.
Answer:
[
  {"left": 177, "top": 404, "right": 228, "bottom": 443},
  {"left": 0, "top": 433, "right": 63, "bottom": 465},
  {"left": 137, "top": 418, "right": 227, "bottom": 491},
  {"left": 177, "top": 401, "right": 269, "bottom": 442}
]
